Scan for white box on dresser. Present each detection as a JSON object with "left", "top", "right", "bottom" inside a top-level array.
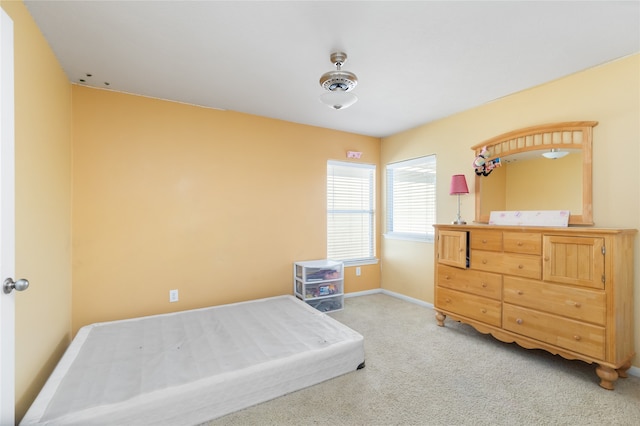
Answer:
[{"left": 433, "top": 224, "right": 636, "bottom": 390}]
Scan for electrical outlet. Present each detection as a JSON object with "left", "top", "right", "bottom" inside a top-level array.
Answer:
[
  {"left": 169, "top": 289, "right": 179, "bottom": 303},
  {"left": 355, "top": 267, "right": 361, "bottom": 276}
]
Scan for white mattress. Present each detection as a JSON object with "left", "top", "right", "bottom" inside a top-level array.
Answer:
[{"left": 21, "top": 295, "right": 365, "bottom": 425}]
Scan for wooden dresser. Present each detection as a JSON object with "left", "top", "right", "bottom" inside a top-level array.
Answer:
[{"left": 433, "top": 224, "right": 636, "bottom": 389}]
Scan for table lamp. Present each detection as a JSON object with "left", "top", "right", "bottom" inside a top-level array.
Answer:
[{"left": 450, "top": 174, "right": 469, "bottom": 224}]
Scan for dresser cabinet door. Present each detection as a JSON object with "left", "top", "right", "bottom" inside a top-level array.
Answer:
[
  {"left": 438, "top": 230, "right": 468, "bottom": 268},
  {"left": 543, "top": 235, "right": 605, "bottom": 289}
]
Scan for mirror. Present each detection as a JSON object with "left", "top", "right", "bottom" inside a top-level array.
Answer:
[{"left": 472, "top": 122, "right": 597, "bottom": 226}]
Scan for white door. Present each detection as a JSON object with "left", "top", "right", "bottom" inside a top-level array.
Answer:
[{"left": 0, "top": 8, "right": 16, "bottom": 425}]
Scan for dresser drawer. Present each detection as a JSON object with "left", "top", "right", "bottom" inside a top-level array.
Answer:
[
  {"left": 471, "top": 250, "right": 541, "bottom": 279},
  {"left": 436, "top": 287, "right": 501, "bottom": 327},
  {"left": 437, "top": 264, "right": 502, "bottom": 300},
  {"left": 470, "top": 230, "right": 502, "bottom": 251},
  {"left": 503, "top": 276, "right": 605, "bottom": 325},
  {"left": 503, "top": 304, "right": 605, "bottom": 359},
  {"left": 504, "top": 232, "right": 541, "bottom": 255}
]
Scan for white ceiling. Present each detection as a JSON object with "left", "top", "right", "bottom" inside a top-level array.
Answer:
[{"left": 24, "top": 1, "right": 639, "bottom": 138}]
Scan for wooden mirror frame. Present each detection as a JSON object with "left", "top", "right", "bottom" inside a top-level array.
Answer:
[{"left": 471, "top": 121, "right": 598, "bottom": 226}]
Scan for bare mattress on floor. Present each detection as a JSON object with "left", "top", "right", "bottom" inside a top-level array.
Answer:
[{"left": 21, "top": 295, "right": 365, "bottom": 425}]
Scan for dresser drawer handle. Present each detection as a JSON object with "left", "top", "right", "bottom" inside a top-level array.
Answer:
[
  {"left": 518, "top": 264, "right": 524, "bottom": 269},
  {"left": 445, "top": 275, "right": 450, "bottom": 280},
  {"left": 574, "top": 335, "right": 581, "bottom": 341},
  {"left": 516, "top": 318, "right": 523, "bottom": 325},
  {"left": 482, "top": 259, "right": 488, "bottom": 264},
  {"left": 517, "top": 241, "right": 523, "bottom": 246},
  {"left": 481, "top": 308, "right": 487, "bottom": 314},
  {"left": 573, "top": 302, "right": 581, "bottom": 308},
  {"left": 481, "top": 282, "right": 487, "bottom": 288},
  {"left": 482, "top": 239, "right": 488, "bottom": 244},
  {"left": 517, "top": 290, "right": 523, "bottom": 295},
  {"left": 445, "top": 298, "right": 451, "bottom": 303}
]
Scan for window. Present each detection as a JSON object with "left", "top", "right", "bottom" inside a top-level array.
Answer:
[
  {"left": 386, "top": 155, "right": 436, "bottom": 242},
  {"left": 327, "top": 161, "right": 376, "bottom": 265}
]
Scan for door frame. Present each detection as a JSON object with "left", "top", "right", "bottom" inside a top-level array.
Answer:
[{"left": 0, "top": 7, "right": 16, "bottom": 425}]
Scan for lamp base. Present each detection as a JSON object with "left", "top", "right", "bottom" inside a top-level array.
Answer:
[{"left": 452, "top": 219, "right": 467, "bottom": 225}]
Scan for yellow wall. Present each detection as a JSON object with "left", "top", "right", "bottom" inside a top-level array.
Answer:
[
  {"left": 479, "top": 163, "right": 507, "bottom": 213},
  {"left": 1, "top": 0, "right": 73, "bottom": 421},
  {"left": 381, "top": 54, "right": 640, "bottom": 368},
  {"left": 71, "top": 86, "right": 381, "bottom": 333}
]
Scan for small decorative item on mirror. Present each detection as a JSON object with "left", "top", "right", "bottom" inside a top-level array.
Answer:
[{"left": 473, "top": 145, "right": 501, "bottom": 176}]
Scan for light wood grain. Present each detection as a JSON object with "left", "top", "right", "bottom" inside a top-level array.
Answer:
[
  {"left": 437, "top": 230, "right": 467, "bottom": 268},
  {"left": 433, "top": 224, "right": 636, "bottom": 390},
  {"left": 471, "top": 250, "right": 541, "bottom": 280},
  {"left": 472, "top": 121, "right": 597, "bottom": 225},
  {"left": 503, "top": 276, "right": 605, "bottom": 325},
  {"left": 542, "top": 235, "right": 604, "bottom": 289},
  {"left": 470, "top": 229, "right": 502, "bottom": 251},
  {"left": 503, "top": 232, "right": 541, "bottom": 255},
  {"left": 437, "top": 264, "right": 502, "bottom": 300}
]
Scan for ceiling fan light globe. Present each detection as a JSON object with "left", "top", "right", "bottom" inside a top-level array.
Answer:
[
  {"left": 319, "top": 91, "right": 358, "bottom": 110},
  {"left": 542, "top": 149, "right": 569, "bottom": 159}
]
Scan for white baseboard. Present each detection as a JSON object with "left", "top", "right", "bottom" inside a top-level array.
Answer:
[
  {"left": 628, "top": 365, "right": 640, "bottom": 378},
  {"left": 345, "top": 288, "right": 435, "bottom": 309},
  {"left": 380, "top": 289, "right": 434, "bottom": 309},
  {"left": 345, "top": 289, "right": 640, "bottom": 379},
  {"left": 344, "top": 288, "right": 382, "bottom": 298}
]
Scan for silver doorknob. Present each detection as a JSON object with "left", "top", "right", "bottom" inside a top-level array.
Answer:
[{"left": 3, "top": 278, "right": 29, "bottom": 294}]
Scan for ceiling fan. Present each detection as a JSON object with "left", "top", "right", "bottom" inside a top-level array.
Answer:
[{"left": 319, "top": 52, "right": 358, "bottom": 110}]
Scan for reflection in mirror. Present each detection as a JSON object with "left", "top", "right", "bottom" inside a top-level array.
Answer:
[
  {"left": 472, "top": 122, "right": 597, "bottom": 225},
  {"left": 480, "top": 150, "right": 582, "bottom": 216}
]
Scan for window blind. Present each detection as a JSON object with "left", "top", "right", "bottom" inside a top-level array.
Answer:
[
  {"left": 386, "top": 155, "right": 436, "bottom": 241},
  {"left": 327, "top": 161, "right": 376, "bottom": 264}
]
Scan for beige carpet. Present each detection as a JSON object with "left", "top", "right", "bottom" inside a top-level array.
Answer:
[{"left": 205, "top": 293, "right": 640, "bottom": 425}]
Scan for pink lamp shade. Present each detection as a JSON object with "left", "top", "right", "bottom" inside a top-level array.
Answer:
[{"left": 449, "top": 174, "right": 469, "bottom": 195}]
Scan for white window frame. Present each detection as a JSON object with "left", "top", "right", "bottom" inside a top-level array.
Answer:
[
  {"left": 327, "top": 160, "right": 376, "bottom": 266},
  {"left": 385, "top": 155, "right": 437, "bottom": 242}
]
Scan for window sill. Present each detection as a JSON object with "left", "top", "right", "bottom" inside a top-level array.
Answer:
[
  {"left": 341, "top": 258, "right": 379, "bottom": 267},
  {"left": 383, "top": 233, "right": 434, "bottom": 243}
]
